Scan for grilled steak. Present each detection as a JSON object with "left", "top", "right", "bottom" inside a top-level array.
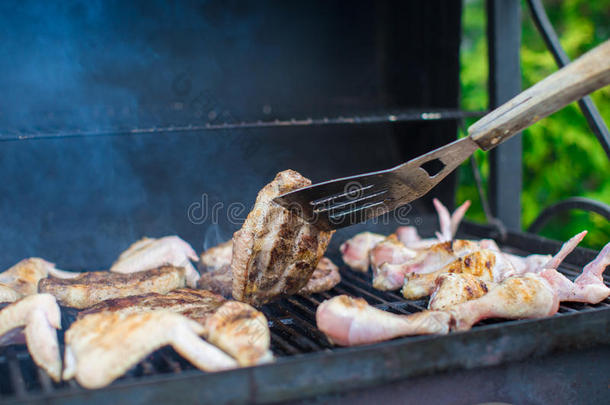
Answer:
[
  {"left": 38, "top": 266, "right": 186, "bottom": 309},
  {"left": 63, "top": 311, "right": 237, "bottom": 389},
  {"left": 231, "top": 170, "right": 334, "bottom": 306},
  {"left": 199, "top": 238, "right": 339, "bottom": 298},
  {"left": 0, "top": 294, "right": 62, "bottom": 381},
  {"left": 78, "top": 288, "right": 273, "bottom": 366}
]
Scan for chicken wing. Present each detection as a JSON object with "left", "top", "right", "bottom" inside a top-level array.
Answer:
[
  {"left": 428, "top": 273, "right": 493, "bottom": 311},
  {"left": 63, "top": 311, "right": 238, "bottom": 389},
  {"left": 111, "top": 235, "right": 200, "bottom": 288},
  {"left": 0, "top": 294, "right": 62, "bottom": 381}
]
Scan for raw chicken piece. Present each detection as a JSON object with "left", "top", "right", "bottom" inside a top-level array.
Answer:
[
  {"left": 63, "top": 311, "right": 238, "bottom": 389},
  {"left": 232, "top": 170, "right": 334, "bottom": 306},
  {"left": 448, "top": 273, "right": 559, "bottom": 331},
  {"left": 395, "top": 199, "right": 471, "bottom": 249},
  {"left": 78, "top": 288, "right": 273, "bottom": 366},
  {"left": 0, "top": 294, "right": 62, "bottom": 381},
  {"left": 402, "top": 249, "right": 515, "bottom": 299},
  {"left": 339, "top": 232, "right": 385, "bottom": 272},
  {"left": 428, "top": 273, "right": 493, "bottom": 311},
  {"left": 540, "top": 241, "right": 610, "bottom": 304},
  {"left": 299, "top": 257, "right": 341, "bottom": 295},
  {"left": 372, "top": 240, "right": 482, "bottom": 291},
  {"left": 111, "top": 235, "right": 200, "bottom": 288},
  {"left": 39, "top": 266, "right": 186, "bottom": 309},
  {"left": 316, "top": 295, "right": 450, "bottom": 346},
  {"left": 0, "top": 258, "right": 80, "bottom": 302},
  {"left": 370, "top": 235, "right": 417, "bottom": 290}
]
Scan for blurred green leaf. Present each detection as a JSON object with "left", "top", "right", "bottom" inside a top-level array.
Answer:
[{"left": 459, "top": 0, "right": 610, "bottom": 250}]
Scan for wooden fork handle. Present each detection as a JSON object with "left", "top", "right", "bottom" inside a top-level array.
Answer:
[{"left": 469, "top": 39, "right": 610, "bottom": 151}]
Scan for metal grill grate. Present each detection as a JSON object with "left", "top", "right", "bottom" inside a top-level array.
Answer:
[{"left": 1, "top": 225, "right": 609, "bottom": 404}]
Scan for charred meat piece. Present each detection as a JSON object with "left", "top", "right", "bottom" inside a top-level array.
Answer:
[
  {"left": 79, "top": 288, "right": 226, "bottom": 321},
  {"left": 372, "top": 239, "right": 482, "bottom": 291},
  {"left": 428, "top": 273, "right": 492, "bottom": 311},
  {"left": 0, "top": 258, "right": 80, "bottom": 302},
  {"left": 339, "top": 232, "right": 385, "bottom": 272},
  {"left": 79, "top": 289, "right": 273, "bottom": 366},
  {"left": 111, "top": 236, "right": 200, "bottom": 288},
  {"left": 197, "top": 240, "right": 234, "bottom": 297},
  {"left": 63, "top": 311, "right": 237, "bottom": 389},
  {"left": 231, "top": 170, "right": 334, "bottom": 306},
  {"left": 199, "top": 240, "right": 233, "bottom": 272},
  {"left": 299, "top": 257, "right": 341, "bottom": 295},
  {"left": 39, "top": 266, "right": 186, "bottom": 309},
  {"left": 316, "top": 295, "right": 450, "bottom": 346},
  {"left": 199, "top": 238, "right": 340, "bottom": 298},
  {"left": 401, "top": 249, "right": 514, "bottom": 299},
  {"left": 0, "top": 294, "right": 62, "bottom": 381}
]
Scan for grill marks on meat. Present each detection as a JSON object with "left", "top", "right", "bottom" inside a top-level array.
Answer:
[
  {"left": 78, "top": 288, "right": 226, "bottom": 322},
  {"left": 63, "top": 311, "right": 238, "bottom": 389},
  {"left": 205, "top": 301, "right": 273, "bottom": 366},
  {"left": 39, "top": 266, "right": 186, "bottom": 309},
  {"left": 316, "top": 295, "right": 450, "bottom": 346},
  {"left": 232, "top": 170, "right": 334, "bottom": 306},
  {"left": 199, "top": 238, "right": 340, "bottom": 297},
  {"left": 0, "top": 294, "right": 62, "bottom": 381},
  {"left": 111, "top": 236, "right": 200, "bottom": 288},
  {"left": 78, "top": 289, "right": 273, "bottom": 366}
]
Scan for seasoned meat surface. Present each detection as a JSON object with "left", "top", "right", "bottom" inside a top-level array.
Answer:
[
  {"left": 0, "top": 294, "right": 62, "bottom": 381},
  {"left": 78, "top": 288, "right": 226, "bottom": 322},
  {"left": 78, "top": 288, "right": 273, "bottom": 366},
  {"left": 39, "top": 266, "right": 186, "bottom": 309},
  {"left": 63, "top": 311, "right": 237, "bottom": 389},
  {"left": 299, "top": 257, "right": 341, "bottom": 295},
  {"left": 232, "top": 170, "right": 334, "bottom": 306}
]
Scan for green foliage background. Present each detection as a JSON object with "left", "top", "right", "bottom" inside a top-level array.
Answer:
[{"left": 458, "top": 0, "right": 610, "bottom": 249}]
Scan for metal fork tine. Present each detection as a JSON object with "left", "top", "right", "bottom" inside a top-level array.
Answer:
[
  {"left": 274, "top": 137, "right": 478, "bottom": 230},
  {"left": 313, "top": 189, "right": 388, "bottom": 214}
]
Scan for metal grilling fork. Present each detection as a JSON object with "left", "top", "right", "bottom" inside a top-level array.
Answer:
[{"left": 273, "top": 40, "right": 610, "bottom": 231}]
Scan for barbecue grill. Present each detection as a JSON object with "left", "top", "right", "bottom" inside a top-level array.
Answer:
[{"left": 1, "top": 1, "right": 609, "bottom": 404}]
